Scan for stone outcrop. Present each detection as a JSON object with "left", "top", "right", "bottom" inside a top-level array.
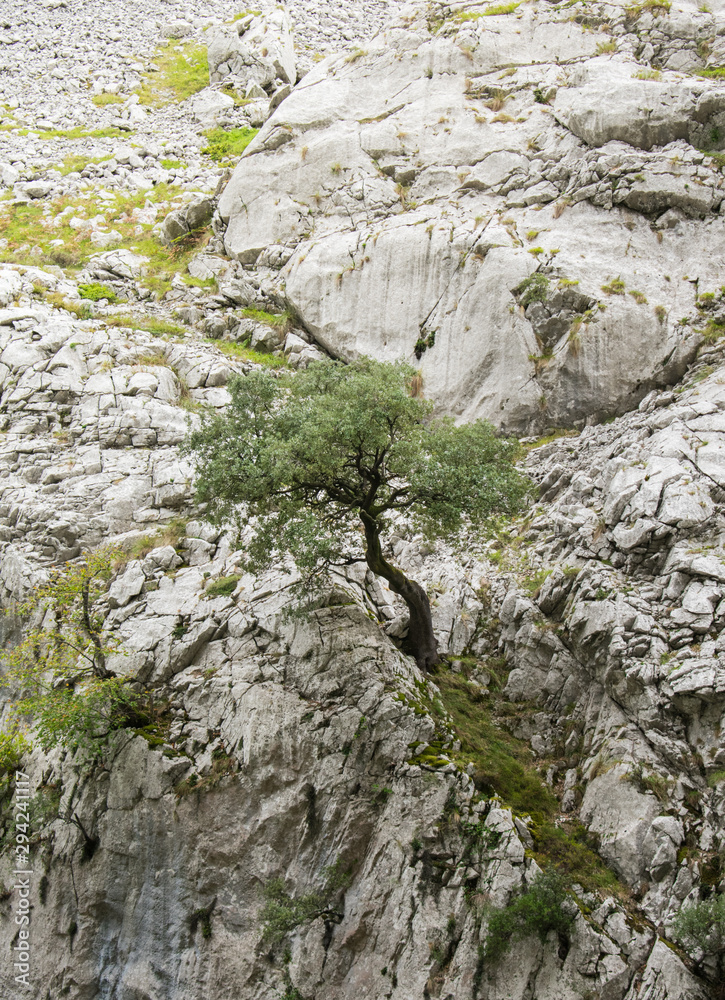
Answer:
[
  {"left": 217, "top": 0, "right": 725, "bottom": 432},
  {"left": 0, "top": 0, "right": 724, "bottom": 998}
]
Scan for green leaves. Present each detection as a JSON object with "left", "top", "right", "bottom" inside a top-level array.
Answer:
[
  {"left": 184, "top": 357, "right": 531, "bottom": 583},
  {"left": 483, "top": 870, "right": 574, "bottom": 964},
  {"left": 2, "top": 546, "right": 137, "bottom": 759}
]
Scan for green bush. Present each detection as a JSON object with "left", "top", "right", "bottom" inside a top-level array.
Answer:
[
  {"left": 515, "top": 273, "right": 549, "bottom": 309},
  {"left": 261, "top": 860, "right": 352, "bottom": 945},
  {"left": 0, "top": 730, "right": 31, "bottom": 775},
  {"left": 672, "top": 893, "right": 725, "bottom": 956},
  {"left": 483, "top": 870, "right": 574, "bottom": 964},
  {"left": 78, "top": 283, "right": 117, "bottom": 302}
]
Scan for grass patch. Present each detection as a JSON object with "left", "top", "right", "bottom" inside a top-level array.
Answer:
[
  {"left": 240, "top": 307, "right": 292, "bottom": 329},
  {"left": 137, "top": 43, "right": 209, "bottom": 107},
  {"left": 201, "top": 127, "right": 259, "bottom": 163},
  {"left": 433, "top": 667, "right": 623, "bottom": 897},
  {"left": 531, "top": 820, "right": 622, "bottom": 895},
  {"left": 207, "top": 339, "right": 289, "bottom": 368},
  {"left": 105, "top": 315, "right": 187, "bottom": 337},
  {"left": 523, "top": 428, "right": 579, "bottom": 451},
  {"left": 459, "top": 1, "right": 520, "bottom": 16},
  {"left": 205, "top": 574, "right": 241, "bottom": 598},
  {"left": 626, "top": 0, "right": 671, "bottom": 16},
  {"left": 434, "top": 670, "right": 557, "bottom": 817},
  {"left": 0, "top": 183, "right": 192, "bottom": 278},
  {"left": 127, "top": 517, "right": 187, "bottom": 560},
  {"left": 45, "top": 293, "right": 93, "bottom": 320},
  {"left": 698, "top": 66, "right": 725, "bottom": 78},
  {"left": 35, "top": 126, "right": 127, "bottom": 140},
  {"left": 92, "top": 93, "right": 124, "bottom": 107},
  {"left": 59, "top": 154, "right": 109, "bottom": 176}
]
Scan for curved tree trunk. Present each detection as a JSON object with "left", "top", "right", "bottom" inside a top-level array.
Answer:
[{"left": 360, "top": 512, "right": 441, "bottom": 672}]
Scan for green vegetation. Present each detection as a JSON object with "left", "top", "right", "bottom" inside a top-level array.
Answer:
[
  {"left": 635, "top": 69, "right": 661, "bottom": 80},
  {"left": 515, "top": 272, "right": 549, "bottom": 308},
  {"left": 672, "top": 893, "right": 725, "bottom": 965},
  {"left": 434, "top": 670, "right": 556, "bottom": 816},
  {"left": 189, "top": 901, "right": 215, "bottom": 939},
  {"left": 27, "top": 126, "right": 126, "bottom": 140},
  {"left": 207, "top": 338, "right": 289, "bottom": 368},
  {"left": 628, "top": 289, "right": 648, "bottom": 304},
  {"left": 205, "top": 574, "right": 241, "bottom": 598},
  {"left": 483, "top": 870, "right": 574, "bottom": 964},
  {"left": 104, "top": 315, "right": 187, "bottom": 337},
  {"left": 2, "top": 548, "right": 141, "bottom": 759},
  {"left": 184, "top": 358, "right": 531, "bottom": 671},
  {"left": 698, "top": 66, "right": 725, "bottom": 78},
  {"left": 0, "top": 730, "right": 31, "bottom": 776},
  {"left": 433, "top": 667, "right": 622, "bottom": 895},
  {"left": 626, "top": 0, "right": 671, "bottom": 17},
  {"left": 0, "top": 183, "right": 211, "bottom": 303},
  {"left": 596, "top": 40, "right": 617, "bottom": 54},
  {"left": 91, "top": 93, "right": 124, "bottom": 107},
  {"left": 137, "top": 43, "right": 209, "bottom": 106},
  {"left": 601, "top": 277, "right": 626, "bottom": 295},
  {"left": 240, "top": 307, "right": 292, "bottom": 329},
  {"left": 202, "top": 127, "right": 259, "bottom": 163},
  {"left": 78, "top": 282, "right": 117, "bottom": 302},
  {"left": 58, "top": 154, "right": 109, "bottom": 176},
  {"left": 260, "top": 860, "right": 352, "bottom": 946}
]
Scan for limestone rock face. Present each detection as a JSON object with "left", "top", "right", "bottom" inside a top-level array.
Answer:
[
  {"left": 218, "top": 0, "right": 725, "bottom": 432},
  {"left": 0, "top": 257, "right": 721, "bottom": 999},
  {"left": 2, "top": 0, "right": 725, "bottom": 996}
]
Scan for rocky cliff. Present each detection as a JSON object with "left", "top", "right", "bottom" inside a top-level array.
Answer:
[{"left": 0, "top": 1, "right": 724, "bottom": 998}]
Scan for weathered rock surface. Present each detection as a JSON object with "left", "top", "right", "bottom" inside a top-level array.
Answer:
[
  {"left": 0, "top": 0, "right": 723, "bottom": 998},
  {"left": 217, "top": 0, "right": 725, "bottom": 432}
]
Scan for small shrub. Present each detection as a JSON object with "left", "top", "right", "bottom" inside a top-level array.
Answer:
[
  {"left": 261, "top": 860, "right": 352, "bottom": 945},
  {"left": 104, "top": 315, "right": 186, "bottom": 337},
  {"left": 515, "top": 272, "right": 549, "bottom": 308},
  {"left": 79, "top": 282, "right": 117, "bottom": 302},
  {"left": 483, "top": 870, "right": 573, "bottom": 964},
  {"left": 0, "top": 730, "right": 31, "bottom": 775},
  {"left": 672, "top": 893, "right": 725, "bottom": 957},
  {"left": 189, "top": 900, "right": 215, "bottom": 939}
]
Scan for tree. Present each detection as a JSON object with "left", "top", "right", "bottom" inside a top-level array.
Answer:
[
  {"left": 3, "top": 547, "right": 139, "bottom": 758},
  {"left": 184, "top": 358, "right": 531, "bottom": 671}
]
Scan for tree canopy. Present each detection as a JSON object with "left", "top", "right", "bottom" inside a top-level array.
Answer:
[{"left": 185, "top": 357, "right": 531, "bottom": 670}]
